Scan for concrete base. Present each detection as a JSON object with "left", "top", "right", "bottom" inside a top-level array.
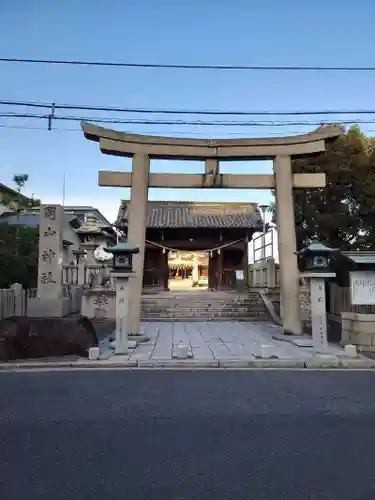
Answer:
[
  {"left": 128, "top": 334, "right": 150, "bottom": 343},
  {"left": 291, "top": 339, "right": 314, "bottom": 348},
  {"left": 282, "top": 329, "right": 294, "bottom": 336},
  {"left": 109, "top": 340, "right": 138, "bottom": 350},
  {"left": 109, "top": 332, "right": 150, "bottom": 343}
]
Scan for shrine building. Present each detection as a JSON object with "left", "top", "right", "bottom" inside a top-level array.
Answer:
[{"left": 116, "top": 200, "right": 263, "bottom": 291}]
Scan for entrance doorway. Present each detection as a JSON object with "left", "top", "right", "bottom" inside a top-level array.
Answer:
[{"left": 168, "top": 251, "right": 208, "bottom": 291}]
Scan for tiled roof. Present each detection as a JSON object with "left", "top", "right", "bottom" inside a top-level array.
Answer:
[{"left": 116, "top": 201, "right": 263, "bottom": 229}]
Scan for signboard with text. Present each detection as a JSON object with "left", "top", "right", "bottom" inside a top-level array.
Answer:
[{"left": 350, "top": 270, "right": 375, "bottom": 305}]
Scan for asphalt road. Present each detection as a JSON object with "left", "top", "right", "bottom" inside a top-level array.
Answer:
[{"left": 1, "top": 369, "right": 375, "bottom": 500}]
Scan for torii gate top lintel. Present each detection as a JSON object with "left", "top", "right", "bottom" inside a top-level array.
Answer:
[{"left": 81, "top": 121, "right": 343, "bottom": 160}]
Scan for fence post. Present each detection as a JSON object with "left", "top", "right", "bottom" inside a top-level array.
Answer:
[
  {"left": 78, "top": 259, "right": 86, "bottom": 286},
  {"left": 10, "top": 283, "right": 23, "bottom": 316},
  {"left": 266, "top": 259, "right": 276, "bottom": 288}
]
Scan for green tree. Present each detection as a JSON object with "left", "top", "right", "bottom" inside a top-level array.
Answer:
[
  {"left": 2, "top": 174, "right": 40, "bottom": 258},
  {"left": 0, "top": 222, "right": 38, "bottom": 288},
  {"left": 13, "top": 173, "right": 29, "bottom": 193},
  {"left": 2, "top": 174, "right": 40, "bottom": 212},
  {"left": 270, "top": 126, "right": 375, "bottom": 250}
]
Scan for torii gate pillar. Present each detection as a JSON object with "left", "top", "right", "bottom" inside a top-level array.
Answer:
[
  {"left": 274, "top": 155, "right": 300, "bottom": 334},
  {"left": 127, "top": 153, "right": 150, "bottom": 335}
]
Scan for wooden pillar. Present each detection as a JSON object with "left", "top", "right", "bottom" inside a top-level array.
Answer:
[
  {"left": 127, "top": 153, "right": 150, "bottom": 335},
  {"left": 217, "top": 250, "right": 223, "bottom": 290},
  {"left": 274, "top": 155, "right": 302, "bottom": 335},
  {"left": 208, "top": 253, "right": 213, "bottom": 290},
  {"left": 208, "top": 253, "right": 217, "bottom": 290},
  {"left": 242, "top": 234, "right": 249, "bottom": 288},
  {"left": 163, "top": 250, "right": 169, "bottom": 290}
]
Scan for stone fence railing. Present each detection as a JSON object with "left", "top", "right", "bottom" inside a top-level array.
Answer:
[
  {"left": 0, "top": 283, "right": 82, "bottom": 320},
  {"left": 248, "top": 258, "right": 375, "bottom": 324},
  {"left": 248, "top": 259, "right": 280, "bottom": 288},
  {"left": 62, "top": 264, "right": 115, "bottom": 287},
  {"left": 63, "top": 265, "right": 78, "bottom": 285},
  {"left": 0, "top": 285, "right": 27, "bottom": 319}
]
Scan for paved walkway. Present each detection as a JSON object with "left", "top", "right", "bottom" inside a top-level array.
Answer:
[
  {"left": 97, "top": 321, "right": 353, "bottom": 368},
  {"left": 1, "top": 322, "right": 370, "bottom": 371}
]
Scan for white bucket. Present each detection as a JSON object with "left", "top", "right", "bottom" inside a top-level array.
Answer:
[
  {"left": 174, "top": 343, "right": 189, "bottom": 359},
  {"left": 88, "top": 347, "right": 100, "bottom": 360},
  {"left": 344, "top": 344, "right": 357, "bottom": 358},
  {"left": 260, "top": 344, "right": 274, "bottom": 359}
]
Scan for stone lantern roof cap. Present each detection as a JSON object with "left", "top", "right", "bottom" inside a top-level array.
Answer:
[
  {"left": 297, "top": 236, "right": 339, "bottom": 255},
  {"left": 105, "top": 240, "right": 139, "bottom": 254}
]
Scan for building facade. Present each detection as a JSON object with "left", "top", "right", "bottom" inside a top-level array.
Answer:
[{"left": 116, "top": 200, "right": 263, "bottom": 291}]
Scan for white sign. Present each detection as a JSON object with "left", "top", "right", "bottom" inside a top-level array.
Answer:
[
  {"left": 235, "top": 270, "right": 244, "bottom": 280},
  {"left": 350, "top": 270, "right": 375, "bottom": 305}
]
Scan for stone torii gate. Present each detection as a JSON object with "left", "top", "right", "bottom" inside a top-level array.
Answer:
[{"left": 81, "top": 122, "right": 342, "bottom": 336}]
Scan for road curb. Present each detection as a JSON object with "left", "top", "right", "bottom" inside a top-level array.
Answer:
[
  {"left": 251, "top": 359, "right": 306, "bottom": 368},
  {"left": 304, "top": 357, "right": 342, "bottom": 369},
  {"left": 138, "top": 359, "right": 219, "bottom": 368},
  {"left": 1, "top": 357, "right": 375, "bottom": 371},
  {"left": 218, "top": 360, "right": 253, "bottom": 368},
  {"left": 339, "top": 358, "right": 375, "bottom": 369}
]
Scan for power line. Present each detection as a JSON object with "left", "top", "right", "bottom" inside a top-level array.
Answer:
[
  {"left": 2, "top": 99, "right": 375, "bottom": 117},
  {"left": 2, "top": 120, "right": 374, "bottom": 138},
  {"left": 2, "top": 57, "right": 375, "bottom": 72},
  {"left": 0, "top": 123, "right": 319, "bottom": 136},
  {"left": 0, "top": 111, "right": 368, "bottom": 127}
]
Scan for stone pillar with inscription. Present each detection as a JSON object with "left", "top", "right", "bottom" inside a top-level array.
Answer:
[
  {"left": 308, "top": 274, "right": 331, "bottom": 352},
  {"left": 112, "top": 275, "right": 130, "bottom": 354},
  {"left": 36, "top": 204, "right": 64, "bottom": 316}
]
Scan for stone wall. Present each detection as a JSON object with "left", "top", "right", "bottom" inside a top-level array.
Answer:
[
  {"left": 81, "top": 289, "right": 116, "bottom": 320},
  {"left": 341, "top": 312, "right": 375, "bottom": 351},
  {"left": 265, "top": 285, "right": 311, "bottom": 327},
  {"left": 0, "top": 316, "right": 98, "bottom": 361}
]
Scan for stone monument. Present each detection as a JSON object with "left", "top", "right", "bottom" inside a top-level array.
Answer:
[{"left": 28, "top": 204, "right": 66, "bottom": 317}]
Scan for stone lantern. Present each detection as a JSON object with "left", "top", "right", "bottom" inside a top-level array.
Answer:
[
  {"left": 105, "top": 240, "right": 139, "bottom": 355},
  {"left": 297, "top": 237, "right": 338, "bottom": 351},
  {"left": 297, "top": 236, "right": 338, "bottom": 273},
  {"left": 106, "top": 240, "right": 139, "bottom": 273}
]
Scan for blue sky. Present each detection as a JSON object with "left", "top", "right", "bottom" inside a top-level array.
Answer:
[{"left": 1, "top": 0, "right": 375, "bottom": 222}]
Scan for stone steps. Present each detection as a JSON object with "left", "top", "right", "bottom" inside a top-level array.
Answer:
[
  {"left": 140, "top": 291, "right": 270, "bottom": 322},
  {"left": 140, "top": 317, "right": 268, "bottom": 322}
]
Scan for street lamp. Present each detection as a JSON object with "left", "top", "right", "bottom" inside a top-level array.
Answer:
[{"left": 258, "top": 204, "right": 269, "bottom": 261}]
